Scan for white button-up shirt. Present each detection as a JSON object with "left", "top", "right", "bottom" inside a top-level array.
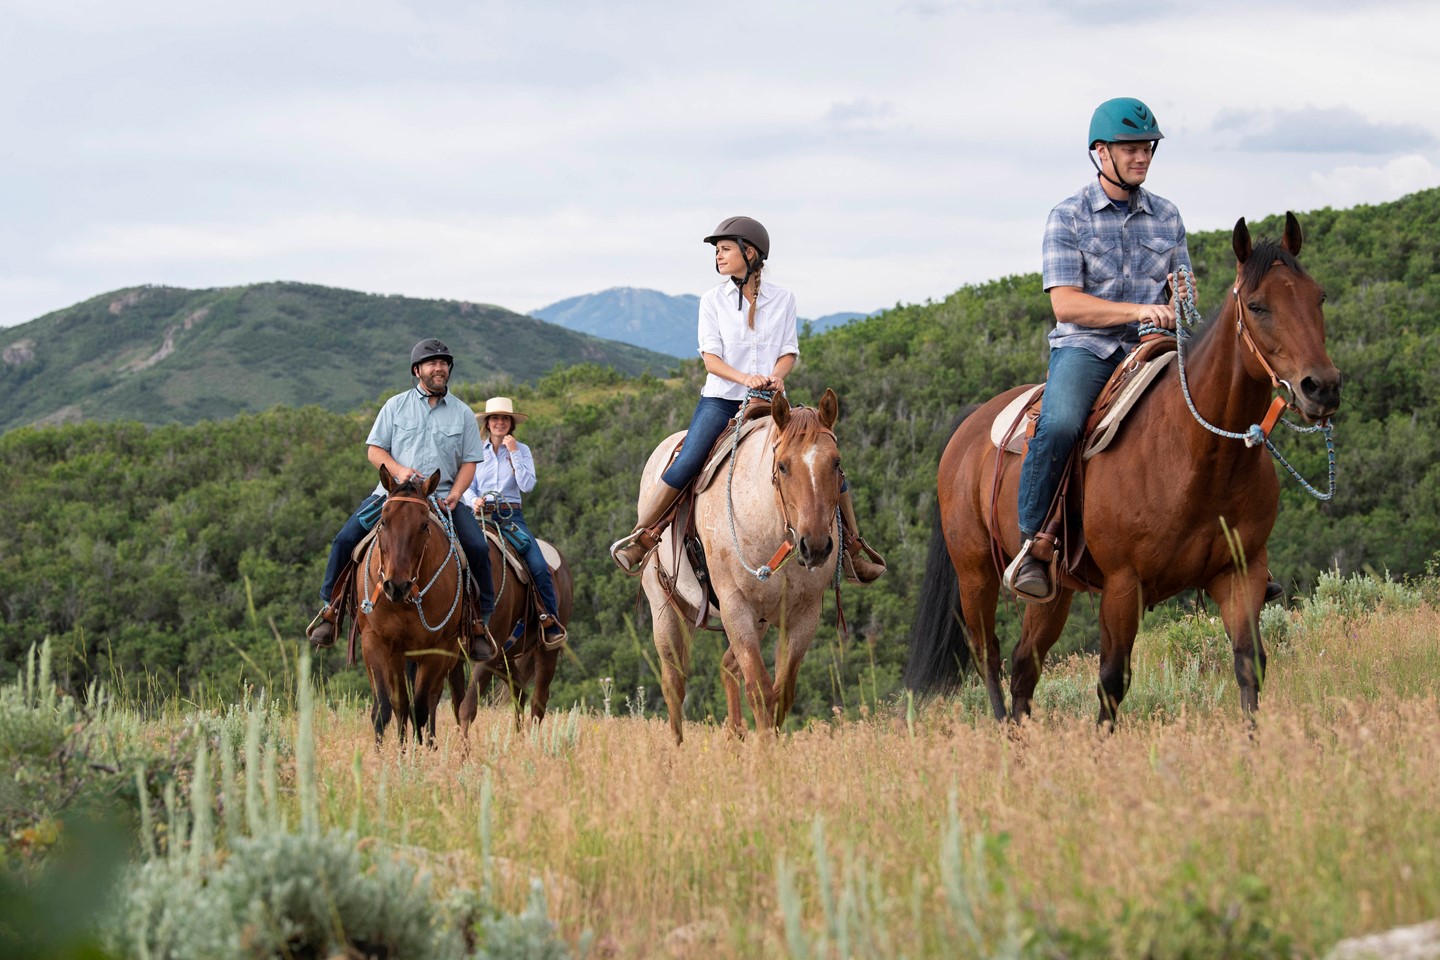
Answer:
[{"left": 697, "top": 278, "right": 800, "bottom": 400}]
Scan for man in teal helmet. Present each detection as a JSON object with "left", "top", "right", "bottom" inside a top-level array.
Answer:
[
  {"left": 1004, "top": 98, "right": 1283, "bottom": 605},
  {"left": 1004, "top": 97, "right": 1185, "bottom": 602}
]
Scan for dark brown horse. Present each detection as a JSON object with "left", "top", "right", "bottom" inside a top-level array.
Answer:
[
  {"left": 459, "top": 536, "right": 573, "bottom": 731},
  {"left": 354, "top": 467, "right": 467, "bottom": 745},
  {"left": 906, "top": 214, "right": 1342, "bottom": 723}
]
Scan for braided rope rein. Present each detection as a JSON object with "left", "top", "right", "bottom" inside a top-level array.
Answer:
[
  {"left": 359, "top": 492, "right": 464, "bottom": 631},
  {"left": 1139, "top": 265, "right": 1336, "bottom": 501}
]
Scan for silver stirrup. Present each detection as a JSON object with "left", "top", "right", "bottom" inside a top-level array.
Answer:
[{"left": 1002, "top": 539, "right": 1057, "bottom": 604}]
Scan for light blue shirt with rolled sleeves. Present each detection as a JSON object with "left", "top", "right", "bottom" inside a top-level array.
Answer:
[
  {"left": 365, "top": 387, "right": 485, "bottom": 497},
  {"left": 460, "top": 440, "right": 537, "bottom": 508}
]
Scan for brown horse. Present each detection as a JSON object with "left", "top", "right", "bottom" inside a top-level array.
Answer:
[
  {"left": 354, "top": 467, "right": 467, "bottom": 745},
  {"left": 905, "top": 214, "right": 1342, "bottom": 723},
  {"left": 640, "top": 389, "right": 846, "bottom": 744},
  {"left": 458, "top": 536, "right": 572, "bottom": 731}
]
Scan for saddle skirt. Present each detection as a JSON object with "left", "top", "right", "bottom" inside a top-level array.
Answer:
[
  {"left": 644, "top": 402, "right": 782, "bottom": 630},
  {"left": 989, "top": 339, "right": 1177, "bottom": 457},
  {"left": 483, "top": 528, "right": 562, "bottom": 585}
]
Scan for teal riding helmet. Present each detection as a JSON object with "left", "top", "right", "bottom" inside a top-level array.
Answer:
[{"left": 1088, "top": 97, "right": 1164, "bottom": 149}]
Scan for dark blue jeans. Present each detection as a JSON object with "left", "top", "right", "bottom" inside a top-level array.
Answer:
[
  {"left": 661, "top": 396, "right": 742, "bottom": 490},
  {"left": 1016, "top": 346, "right": 1123, "bottom": 539},
  {"left": 320, "top": 493, "right": 495, "bottom": 617},
  {"left": 492, "top": 507, "right": 559, "bottom": 618}
]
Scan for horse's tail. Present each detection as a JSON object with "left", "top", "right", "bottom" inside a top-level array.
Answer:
[{"left": 904, "top": 412, "right": 975, "bottom": 695}]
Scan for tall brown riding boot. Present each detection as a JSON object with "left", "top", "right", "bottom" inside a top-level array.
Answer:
[
  {"left": 609, "top": 480, "right": 685, "bottom": 576},
  {"left": 837, "top": 488, "right": 886, "bottom": 584},
  {"left": 306, "top": 604, "right": 338, "bottom": 647}
]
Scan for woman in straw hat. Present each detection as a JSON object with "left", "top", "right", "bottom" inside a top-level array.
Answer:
[{"left": 461, "top": 396, "right": 565, "bottom": 649}]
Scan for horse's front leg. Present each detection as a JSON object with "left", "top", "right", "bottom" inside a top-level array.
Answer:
[
  {"left": 1208, "top": 561, "right": 1270, "bottom": 716},
  {"left": 1095, "top": 575, "right": 1143, "bottom": 727},
  {"left": 721, "top": 610, "right": 778, "bottom": 736},
  {"left": 529, "top": 649, "right": 559, "bottom": 725},
  {"left": 648, "top": 590, "right": 692, "bottom": 745},
  {"left": 771, "top": 602, "right": 821, "bottom": 730}
]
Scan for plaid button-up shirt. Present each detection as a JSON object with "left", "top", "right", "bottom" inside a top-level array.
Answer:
[{"left": 1041, "top": 178, "right": 1190, "bottom": 358}]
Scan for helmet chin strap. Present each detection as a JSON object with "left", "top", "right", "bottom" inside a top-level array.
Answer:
[
  {"left": 1089, "top": 140, "right": 1160, "bottom": 194},
  {"left": 724, "top": 241, "right": 758, "bottom": 310},
  {"left": 1089, "top": 147, "right": 1134, "bottom": 193}
]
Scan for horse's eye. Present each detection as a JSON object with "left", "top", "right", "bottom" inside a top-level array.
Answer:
[
  {"left": 777, "top": 461, "right": 789, "bottom": 476},
  {"left": 1247, "top": 301, "right": 1268, "bottom": 315}
]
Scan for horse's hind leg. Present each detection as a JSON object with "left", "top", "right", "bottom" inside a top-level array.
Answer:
[
  {"left": 954, "top": 563, "right": 1008, "bottom": 721},
  {"left": 1009, "top": 590, "right": 1076, "bottom": 720},
  {"left": 652, "top": 601, "right": 693, "bottom": 745},
  {"left": 720, "top": 646, "right": 743, "bottom": 739}
]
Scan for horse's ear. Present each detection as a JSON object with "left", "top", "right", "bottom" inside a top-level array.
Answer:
[
  {"left": 424, "top": 470, "right": 441, "bottom": 496},
  {"left": 772, "top": 392, "right": 791, "bottom": 430},
  {"left": 380, "top": 463, "right": 398, "bottom": 493},
  {"left": 1282, "top": 211, "right": 1303, "bottom": 256},
  {"left": 819, "top": 388, "right": 839, "bottom": 429},
  {"left": 1232, "top": 217, "right": 1252, "bottom": 265}
]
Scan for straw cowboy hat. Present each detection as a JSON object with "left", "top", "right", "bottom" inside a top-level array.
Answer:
[{"left": 479, "top": 396, "right": 528, "bottom": 425}]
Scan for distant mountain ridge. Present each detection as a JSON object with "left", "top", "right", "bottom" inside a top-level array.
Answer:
[
  {"left": 0, "top": 281, "right": 674, "bottom": 432},
  {"left": 531, "top": 286, "right": 873, "bottom": 357}
]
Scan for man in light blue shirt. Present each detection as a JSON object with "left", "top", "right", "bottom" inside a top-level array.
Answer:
[{"left": 307, "top": 338, "right": 494, "bottom": 649}]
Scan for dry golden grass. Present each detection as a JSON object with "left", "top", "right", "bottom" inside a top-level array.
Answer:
[{"left": 294, "top": 602, "right": 1440, "bottom": 958}]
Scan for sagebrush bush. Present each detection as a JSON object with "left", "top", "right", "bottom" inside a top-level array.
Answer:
[{"left": 109, "top": 829, "right": 476, "bottom": 959}]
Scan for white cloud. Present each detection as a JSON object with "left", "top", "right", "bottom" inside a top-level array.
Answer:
[
  {"left": 1308, "top": 155, "right": 1440, "bottom": 209},
  {"left": 2, "top": 0, "right": 1439, "bottom": 326}
]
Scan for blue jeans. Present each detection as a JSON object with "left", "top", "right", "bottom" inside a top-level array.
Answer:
[
  {"left": 320, "top": 493, "right": 495, "bottom": 617},
  {"left": 661, "top": 396, "right": 742, "bottom": 490},
  {"left": 1016, "top": 346, "right": 1123, "bottom": 539},
  {"left": 492, "top": 507, "right": 559, "bottom": 618}
]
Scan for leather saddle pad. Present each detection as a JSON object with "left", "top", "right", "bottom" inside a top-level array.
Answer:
[{"left": 989, "top": 343, "right": 1177, "bottom": 458}]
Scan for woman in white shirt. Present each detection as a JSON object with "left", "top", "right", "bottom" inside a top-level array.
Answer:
[
  {"left": 462, "top": 397, "right": 566, "bottom": 649},
  {"left": 610, "top": 217, "right": 885, "bottom": 583}
]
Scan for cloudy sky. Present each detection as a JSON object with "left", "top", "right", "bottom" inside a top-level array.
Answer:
[{"left": 2, "top": 0, "right": 1437, "bottom": 328}]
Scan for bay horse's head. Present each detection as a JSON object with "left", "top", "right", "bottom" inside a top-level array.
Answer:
[
  {"left": 376, "top": 466, "right": 442, "bottom": 605},
  {"left": 770, "top": 388, "right": 843, "bottom": 570},
  {"left": 1231, "top": 212, "right": 1342, "bottom": 422}
]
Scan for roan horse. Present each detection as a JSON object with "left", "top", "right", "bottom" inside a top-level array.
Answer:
[
  {"left": 906, "top": 214, "right": 1342, "bottom": 723},
  {"left": 459, "top": 533, "right": 573, "bottom": 732},
  {"left": 640, "top": 389, "right": 846, "bottom": 744},
  {"left": 354, "top": 467, "right": 467, "bottom": 745}
]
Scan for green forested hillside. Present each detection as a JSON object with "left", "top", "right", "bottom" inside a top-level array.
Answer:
[
  {"left": 0, "top": 281, "right": 675, "bottom": 432},
  {"left": 1, "top": 189, "right": 1436, "bottom": 720}
]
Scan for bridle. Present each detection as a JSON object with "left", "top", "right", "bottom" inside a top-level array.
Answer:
[{"left": 359, "top": 492, "right": 464, "bottom": 629}]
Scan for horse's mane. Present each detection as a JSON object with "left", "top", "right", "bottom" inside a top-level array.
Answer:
[
  {"left": 1188, "top": 238, "right": 1307, "bottom": 346},
  {"left": 773, "top": 405, "right": 833, "bottom": 456}
]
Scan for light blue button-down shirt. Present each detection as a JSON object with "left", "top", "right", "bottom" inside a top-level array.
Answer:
[
  {"left": 366, "top": 387, "right": 485, "bottom": 497},
  {"left": 1041, "top": 178, "right": 1190, "bottom": 358},
  {"left": 460, "top": 439, "right": 537, "bottom": 508}
]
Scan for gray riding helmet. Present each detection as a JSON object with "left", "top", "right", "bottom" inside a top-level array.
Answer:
[{"left": 703, "top": 216, "right": 770, "bottom": 261}]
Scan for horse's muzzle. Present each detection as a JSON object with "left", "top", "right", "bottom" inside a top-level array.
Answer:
[
  {"left": 796, "top": 535, "right": 834, "bottom": 570},
  {"left": 1295, "top": 367, "right": 1343, "bottom": 421},
  {"left": 382, "top": 579, "right": 415, "bottom": 605}
]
